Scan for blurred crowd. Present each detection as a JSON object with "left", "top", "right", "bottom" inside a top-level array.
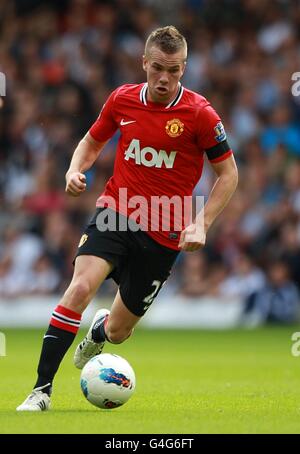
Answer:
[{"left": 1, "top": 0, "right": 300, "bottom": 323}]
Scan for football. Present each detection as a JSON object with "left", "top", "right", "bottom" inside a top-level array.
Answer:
[{"left": 80, "top": 353, "right": 136, "bottom": 409}]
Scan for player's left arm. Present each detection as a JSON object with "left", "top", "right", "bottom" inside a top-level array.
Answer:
[
  {"left": 179, "top": 104, "right": 238, "bottom": 252},
  {"left": 201, "top": 153, "right": 238, "bottom": 231},
  {"left": 179, "top": 154, "right": 238, "bottom": 252}
]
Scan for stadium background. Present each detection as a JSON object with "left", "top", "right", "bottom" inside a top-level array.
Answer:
[
  {"left": 1, "top": 0, "right": 300, "bottom": 327},
  {"left": 1, "top": 0, "right": 300, "bottom": 435}
]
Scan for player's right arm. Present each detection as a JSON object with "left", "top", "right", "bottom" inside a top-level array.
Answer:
[
  {"left": 65, "top": 133, "right": 107, "bottom": 197},
  {"left": 65, "top": 88, "right": 119, "bottom": 197}
]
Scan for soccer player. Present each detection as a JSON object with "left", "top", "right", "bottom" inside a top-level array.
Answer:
[{"left": 17, "top": 26, "right": 238, "bottom": 411}]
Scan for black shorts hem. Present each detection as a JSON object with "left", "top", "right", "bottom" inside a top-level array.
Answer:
[
  {"left": 119, "top": 286, "right": 143, "bottom": 317},
  {"left": 73, "top": 252, "right": 118, "bottom": 270}
]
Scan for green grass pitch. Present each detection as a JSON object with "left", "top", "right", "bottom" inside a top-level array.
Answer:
[{"left": 0, "top": 326, "right": 300, "bottom": 434}]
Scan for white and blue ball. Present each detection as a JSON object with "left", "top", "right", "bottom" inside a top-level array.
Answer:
[{"left": 80, "top": 353, "right": 136, "bottom": 409}]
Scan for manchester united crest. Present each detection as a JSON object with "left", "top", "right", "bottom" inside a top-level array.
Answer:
[{"left": 165, "top": 118, "right": 184, "bottom": 138}]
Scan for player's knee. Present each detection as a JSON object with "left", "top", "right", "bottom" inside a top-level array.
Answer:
[{"left": 63, "top": 279, "right": 92, "bottom": 312}]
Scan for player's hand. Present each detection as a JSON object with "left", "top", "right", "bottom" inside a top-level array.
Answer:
[
  {"left": 65, "top": 171, "right": 87, "bottom": 197},
  {"left": 178, "top": 223, "right": 206, "bottom": 252}
]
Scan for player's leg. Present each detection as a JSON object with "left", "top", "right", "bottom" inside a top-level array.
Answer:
[
  {"left": 76, "top": 237, "right": 180, "bottom": 359},
  {"left": 17, "top": 255, "right": 113, "bottom": 411},
  {"left": 60, "top": 255, "right": 113, "bottom": 313},
  {"left": 96, "top": 289, "right": 141, "bottom": 344},
  {"left": 76, "top": 279, "right": 163, "bottom": 362},
  {"left": 74, "top": 221, "right": 179, "bottom": 369},
  {"left": 74, "top": 289, "right": 140, "bottom": 368},
  {"left": 34, "top": 255, "right": 113, "bottom": 389}
]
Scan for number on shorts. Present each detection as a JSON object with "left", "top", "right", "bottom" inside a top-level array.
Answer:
[{"left": 143, "top": 280, "right": 162, "bottom": 311}]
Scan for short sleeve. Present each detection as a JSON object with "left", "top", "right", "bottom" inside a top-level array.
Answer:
[
  {"left": 89, "top": 90, "right": 118, "bottom": 142},
  {"left": 196, "top": 104, "right": 232, "bottom": 163}
]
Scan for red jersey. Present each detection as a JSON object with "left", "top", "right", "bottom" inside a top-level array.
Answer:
[{"left": 89, "top": 83, "right": 232, "bottom": 250}]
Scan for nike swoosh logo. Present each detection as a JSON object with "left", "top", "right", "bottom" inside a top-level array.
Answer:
[
  {"left": 43, "top": 335, "right": 58, "bottom": 339},
  {"left": 120, "top": 119, "right": 136, "bottom": 126}
]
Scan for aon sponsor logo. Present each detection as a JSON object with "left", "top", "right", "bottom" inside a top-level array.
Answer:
[{"left": 124, "top": 139, "right": 177, "bottom": 168}]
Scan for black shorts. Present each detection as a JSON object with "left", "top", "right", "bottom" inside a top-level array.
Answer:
[{"left": 74, "top": 208, "right": 179, "bottom": 316}]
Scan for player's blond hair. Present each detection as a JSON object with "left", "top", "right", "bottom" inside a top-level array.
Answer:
[{"left": 145, "top": 26, "right": 187, "bottom": 60}]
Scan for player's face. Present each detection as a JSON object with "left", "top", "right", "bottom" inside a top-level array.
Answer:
[{"left": 143, "top": 46, "right": 186, "bottom": 104}]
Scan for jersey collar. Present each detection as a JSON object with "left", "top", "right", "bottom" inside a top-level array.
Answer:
[{"left": 139, "top": 83, "right": 184, "bottom": 109}]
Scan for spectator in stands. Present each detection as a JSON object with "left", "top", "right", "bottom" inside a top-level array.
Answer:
[
  {"left": 241, "top": 261, "right": 300, "bottom": 326},
  {"left": 1, "top": 0, "right": 300, "bottom": 323}
]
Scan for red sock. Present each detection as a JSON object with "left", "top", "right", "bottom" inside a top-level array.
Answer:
[{"left": 50, "top": 305, "right": 82, "bottom": 334}]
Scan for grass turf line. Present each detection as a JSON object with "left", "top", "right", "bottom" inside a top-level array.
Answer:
[{"left": 0, "top": 327, "right": 299, "bottom": 434}]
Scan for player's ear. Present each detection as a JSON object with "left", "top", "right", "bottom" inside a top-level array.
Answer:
[
  {"left": 180, "top": 61, "right": 187, "bottom": 78},
  {"left": 142, "top": 55, "right": 148, "bottom": 72}
]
